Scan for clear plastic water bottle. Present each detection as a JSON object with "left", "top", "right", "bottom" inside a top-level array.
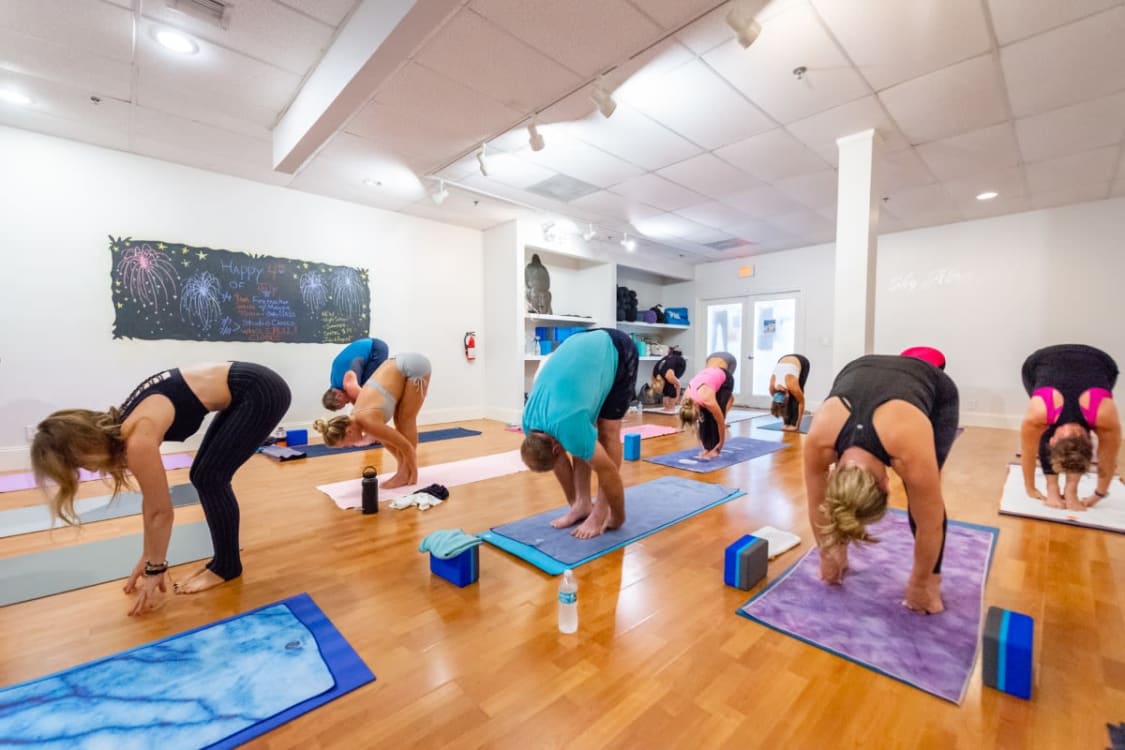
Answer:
[{"left": 558, "top": 569, "right": 578, "bottom": 633}]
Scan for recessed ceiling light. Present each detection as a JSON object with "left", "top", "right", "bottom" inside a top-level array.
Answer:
[
  {"left": 621, "top": 233, "right": 636, "bottom": 252},
  {"left": 0, "top": 90, "right": 32, "bottom": 106},
  {"left": 976, "top": 191, "right": 998, "bottom": 201},
  {"left": 155, "top": 29, "right": 199, "bottom": 55}
]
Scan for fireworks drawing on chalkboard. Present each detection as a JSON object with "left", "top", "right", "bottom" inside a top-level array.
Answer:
[
  {"left": 330, "top": 268, "right": 365, "bottom": 317},
  {"left": 180, "top": 271, "right": 222, "bottom": 331},
  {"left": 114, "top": 240, "right": 179, "bottom": 311},
  {"left": 299, "top": 271, "right": 327, "bottom": 311}
]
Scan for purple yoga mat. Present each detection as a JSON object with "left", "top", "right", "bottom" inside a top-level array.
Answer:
[
  {"left": 0, "top": 453, "right": 194, "bottom": 494},
  {"left": 739, "top": 511, "right": 997, "bottom": 704}
]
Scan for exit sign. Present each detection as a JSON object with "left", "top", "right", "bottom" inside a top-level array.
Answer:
[{"left": 738, "top": 265, "right": 754, "bottom": 278}]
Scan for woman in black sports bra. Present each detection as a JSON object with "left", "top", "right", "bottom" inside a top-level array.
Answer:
[
  {"left": 803, "top": 353, "right": 959, "bottom": 614},
  {"left": 31, "top": 362, "right": 290, "bottom": 616}
]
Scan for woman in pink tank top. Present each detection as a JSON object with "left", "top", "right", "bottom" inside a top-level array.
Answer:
[{"left": 678, "top": 354, "right": 737, "bottom": 458}]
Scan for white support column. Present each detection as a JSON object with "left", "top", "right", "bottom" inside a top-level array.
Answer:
[{"left": 832, "top": 129, "right": 880, "bottom": 375}]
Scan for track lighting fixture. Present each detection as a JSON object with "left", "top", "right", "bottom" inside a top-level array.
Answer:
[
  {"left": 726, "top": 1, "right": 762, "bottom": 48},
  {"left": 431, "top": 179, "right": 449, "bottom": 205},
  {"left": 476, "top": 143, "right": 489, "bottom": 177},
  {"left": 528, "top": 119, "right": 545, "bottom": 152},
  {"left": 590, "top": 78, "right": 617, "bottom": 119},
  {"left": 582, "top": 224, "right": 596, "bottom": 241},
  {"left": 621, "top": 233, "right": 636, "bottom": 252}
]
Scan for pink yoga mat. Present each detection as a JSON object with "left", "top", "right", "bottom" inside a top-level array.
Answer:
[
  {"left": 621, "top": 424, "right": 680, "bottom": 440},
  {"left": 316, "top": 450, "right": 528, "bottom": 509},
  {"left": 0, "top": 453, "right": 194, "bottom": 494}
]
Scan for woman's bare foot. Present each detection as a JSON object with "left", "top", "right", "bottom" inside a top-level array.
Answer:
[
  {"left": 382, "top": 472, "right": 413, "bottom": 489},
  {"left": 572, "top": 502, "right": 610, "bottom": 539},
  {"left": 1063, "top": 496, "right": 1086, "bottom": 512},
  {"left": 551, "top": 499, "right": 592, "bottom": 528},
  {"left": 173, "top": 567, "right": 228, "bottom": 594},
  {"left": 1045, "top": 493, "right": 1065, "bottom": 509}
]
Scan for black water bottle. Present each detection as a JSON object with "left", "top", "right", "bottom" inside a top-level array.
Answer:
[{"left": 361, "top": 466, "right": 379, "bottom": 515}]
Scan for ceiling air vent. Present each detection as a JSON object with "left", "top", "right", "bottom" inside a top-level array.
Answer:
[
  {"left": 705, "top": 238, "right": 751, "bottom": 252},
  {"left": 165, "top": 0, "right": 232, "bottom": 29},
  {"left": 525, "top": 174, "right": 601, "bottom": 202}
]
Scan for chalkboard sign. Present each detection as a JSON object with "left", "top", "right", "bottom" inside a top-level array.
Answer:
[{"left": 109, "top": 236, "right": 370, "bottom": 343}]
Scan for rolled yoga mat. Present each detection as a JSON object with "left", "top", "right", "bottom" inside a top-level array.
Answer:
[
  {"left": 998, "top": 464, "right": 1124, "bottom": 533},
  {"left": 645, "top": 436, "right": 788, "bottom": 473},
  {"left": 738, "top": 510, "right": 998, "bottom": 704},
  {"left": 481, "top": 476, "right": 745, "bottom": 575},
  {"left": 268, "top": 426, "right": 481, "bottom": 458},
  {"left": 0, "top": 484, "right": 201, "bottom": 540},
  {"left": 0, "top": 452, "right": 194, "bottom": 494},
  {"left": 0, "top": 521, "right": 214, "bottom": 607},
  {"left": 0, "top": 593, "right": 374, "bottom": 749}
]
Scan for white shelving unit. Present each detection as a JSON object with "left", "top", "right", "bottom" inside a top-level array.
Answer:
[
  {"left": 526, "top": 313, "right": 598, "bottom": 325},
  {"left": 616, "top": 321, "right": 692, "bottom": 332}
]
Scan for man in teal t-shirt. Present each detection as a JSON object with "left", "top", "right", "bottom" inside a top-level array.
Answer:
[{"left": 522, "top": 328, "right": 639, "bottom": 539}]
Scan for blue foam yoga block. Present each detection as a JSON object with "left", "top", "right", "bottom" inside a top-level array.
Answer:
[
  {"left": 723, "top": 534, "right": 768, "bottom": 590},
  {"left": 429, "top": 547, "right": 479, "bottom": 588},
  {"left": 624, "top": 433, "right": 641, "bottom": 461},
  {"left": 982, "top": 606, "right": 1034, "bottom": 699}
]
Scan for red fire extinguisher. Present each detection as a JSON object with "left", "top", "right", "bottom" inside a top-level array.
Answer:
[{"left": 464, "top": 331, "right": 477, "bottom": 362}]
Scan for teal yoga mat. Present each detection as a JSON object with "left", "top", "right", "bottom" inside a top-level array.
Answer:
[
  {"left": 481, "top": 477, "right": 745, "bottom": 574},
  {"left": 0, "top": 593, "right": 374, "bottom": 749},
  {"left": 0, "top": 484, "right": 200, "bottom": 540},
  {"left": 0, "top": 521, "right": 214, "bottom": 607}
]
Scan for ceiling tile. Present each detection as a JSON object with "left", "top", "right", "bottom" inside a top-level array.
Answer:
[
  {"left": 566, "top": 103, "right": 703, "bottom": 170},
  {"left": 944, "top": 165, "right": 1027, "bottom": 212},
  {"left": 1112, "top": 178, "right": 1125, "bottom": 196},
  {"left": 633, "top": 212, "right": 714, "bottom": 240},
  {"left": 347, "top": 101, "right": 487, "bottom": 170},
  {"left": 682, "top": 227, "right": 741, "bottom": 245},
  {"left": 0, "top": 70, "right": 131, "bottom": 151},
  {"left": 879, "top": 54, "right": 1008, "bottom": 143},
  {"left": 656, "top": 153, "right": 761, "bottom": 199},
  {"left": 915, "top": 123, "right": 1022, "bottom": 181},
  {"left": 610, "top": 173, "right": 709, "bottom": 211},
  {"left": 785, "top": 96, "right": 909, "bottom": 163},
  {"left": 720, "top": 185, "right": 803, "bottom": 218},
  {"left": 774, "top": 169, "right": 838, "bottom": 210},
  {"left": 1001, "top": 7, "right": 1125, "bottom": 117},
  {"left": 276, "top": 0, "right": 359, "bottom": 27},
  {"left": 482, "top": 153, "right": 559, "bottom": 189},
  {"left": 676, "top": 200, "right": 753, "bottom": 229},
  {"left": 1015, "top": 91, "right": 1125, "bottom": 164},
  {"left": 0, "top": 26, "right": 133, "bottom": 100},
  {"left": 674, "top": 3, "right": 735, "bottom": 55},
  {"left": 513, "top": 127, "right": 645, "bottom": 188},
  {"left": 703, "top": 3, "right": 871, "bottom": 124},
  {"left": 619, "top": 59, "right": 774, "bottom": 149},
  {"left": 1025, "top": 146, "right": 1121, "bottom": 193},
  {"left": 1030, "top": 181, "right": 1112, "bottom": 211},
  {"left": 626, "top": 0, "right": 726, "bottom": 29},
  {"left": 876, "top": 148, "right": 937, "bottom": 193},
  {"left": 727, "top": 218, "right": 795, "bottom": 245},
  {"left": 876, "top": 211, "right": 907, "bottom": 234},
  {"left": 568, "top": 189, "right": 665, "bottom": 223},
  {"left": 416, "top": 10, "right": 583, "bottom": 114},
  {"left": 402, "top": 191, "right": 521, "bottom": 230},
  {"left": 469, "top": 0, "right": 663, "bottom": 77},
  {"left": 0, "top": 0, "right": 133, "bottom": 62},
  {"left": 140, "top": 0, "right": 334, "bottom": 76},
  {"left": 882, "top": 183, "right": 961, "bottom": 227},
  {"left": 812, "top": 0, "right": 991, "bottom": 90},
  {"left": 768, "top": 208, "right": 835, "bottom": 238},
  {"left": 715, "top": 128, "right": 832, "bottom": 183},
  {"left": 987, "top": 0, "right": 1118, "bottom": 45}
]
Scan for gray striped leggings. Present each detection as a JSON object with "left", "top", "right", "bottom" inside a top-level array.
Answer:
[{"left": 188, "top": 362, "right": 291, "bottom": 580}]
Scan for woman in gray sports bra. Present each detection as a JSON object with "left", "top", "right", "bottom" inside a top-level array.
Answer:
[{"left": 314, "top": 353, "right": 432, "bottom": 489}]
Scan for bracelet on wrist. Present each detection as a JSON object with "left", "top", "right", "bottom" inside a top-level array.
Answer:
[
  {"left": 144, "top": 560, "right": 168, "bottom": 576},
  {"left": 1094, "top": 489, "right": 1109, "bottom": 499}
]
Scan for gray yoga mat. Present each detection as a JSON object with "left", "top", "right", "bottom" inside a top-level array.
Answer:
[
  {"left": 0, "top": 484, "right": 201, "bottom": 540},
  {"left": 0, "top": 521, "right": 214, "bottom": 607},
  {"left": 758, "top": 415, "right": 814, "bottom": 433}
]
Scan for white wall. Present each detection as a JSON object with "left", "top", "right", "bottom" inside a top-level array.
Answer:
[
  {"left": 0, "top": 126, "right": 485, "bottom": 469},
  {"left": 691, "top": 197, "right": 1125, "bottom": 427}
]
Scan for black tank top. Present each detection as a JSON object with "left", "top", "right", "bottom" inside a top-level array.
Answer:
[
  {"left": 1027, "top": 344, "right": 1118, "bottom": 430},
  {"left": 829, "top": 355, "right": 951, "bottom": 465},
  {"left": 653, "top": 353, "right": 686, "bottom": 379},
  {"left": 119, "top": 369, "right": 209, "bottom": 442}
]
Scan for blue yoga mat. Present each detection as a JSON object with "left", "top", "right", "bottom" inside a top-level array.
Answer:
[
  {"left": 0, "top": 593, "right": 374, "bottom": 749},
  {"left": 758, "top": 415, "right": 813, "bottom": 434},
  {"left": 269, "top": 426, "right": 482, "bottom": 458},
  {"left": 481, "top": 476, "right": 745, "bottom": 574},
  {"left": 0, "top": 484, "right": 200, "bottom": 539},
  {"left": 645, "top": 436, "right": 789, "bottom": 473}
]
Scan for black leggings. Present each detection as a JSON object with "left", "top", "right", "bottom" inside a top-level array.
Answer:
[
  {"left": 188, "top": 362, "right": 291, "bottom": 580},
  {"left": 784, "top": 354, "right": 810, "bottom": 426},
  {"left": 907, "top": 509, "right": 949, "bottom": 575}
]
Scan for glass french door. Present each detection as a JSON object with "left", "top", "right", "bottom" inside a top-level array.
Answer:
[
  {"left": 703, "top": 299, "right": 745, "bottom": 400},
  {"left": 747, "top": 293, "right": 801, "bottom": 408}
]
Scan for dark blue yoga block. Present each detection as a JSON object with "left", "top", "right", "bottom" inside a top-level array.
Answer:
[
  {"left": 982, "top": 606, "right": 1034, "bottom": 699},
  {"left": 429, "top": 547, "right": 479, "bottom": 588},
  {"left": 724, "top": 534, "right": 768, "bottom": 590},
  {"left": 285, "top": 429, "right": 308, "bottom": 446}
]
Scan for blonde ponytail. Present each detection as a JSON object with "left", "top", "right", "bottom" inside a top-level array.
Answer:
[
  {"left": 313, "top": 415, "right": 350, "bottom": 446},
  {"left": 678, "top": 396, "right": 700, "bottom": 433},
  {"left": 819, "top": 465, "right": 888, "bottom": 548}
]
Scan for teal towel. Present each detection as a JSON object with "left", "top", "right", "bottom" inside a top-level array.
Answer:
[{"left": 419, "top": 529, "right": 482, "bottom": 560}]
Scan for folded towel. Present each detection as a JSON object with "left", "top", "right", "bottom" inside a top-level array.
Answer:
[{"left": 419, "top": 529, "right": 482, "bottom": 559}]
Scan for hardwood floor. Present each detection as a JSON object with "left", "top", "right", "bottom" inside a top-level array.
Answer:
[{"left": 1, "top": 414, "right": 1122, "bottom": 749}]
